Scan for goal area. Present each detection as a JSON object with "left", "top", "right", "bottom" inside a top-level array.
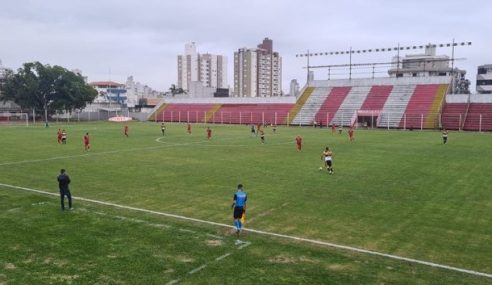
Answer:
[{"left": 0, "top": 112, "right": 29, "bottom": 126}]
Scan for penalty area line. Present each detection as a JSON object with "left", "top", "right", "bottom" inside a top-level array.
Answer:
[{"left": 0, "top": 182, "right": 491, "bottom": 279}]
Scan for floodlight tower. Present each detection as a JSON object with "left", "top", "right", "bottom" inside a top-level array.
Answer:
[{"left": 296, "top": 41, "right": 472, "bottom": 83}]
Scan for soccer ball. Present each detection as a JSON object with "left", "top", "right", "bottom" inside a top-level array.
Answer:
[{"left": 319, "top": 166, "right": 323, "bottom": 171}]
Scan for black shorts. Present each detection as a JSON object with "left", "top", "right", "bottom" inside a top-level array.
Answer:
[
  {"left": 233, "top": 207, "right": 245, "bottom": 219},
  {"left": 325, "top": 160, "right": 332, "bottom": 167}
]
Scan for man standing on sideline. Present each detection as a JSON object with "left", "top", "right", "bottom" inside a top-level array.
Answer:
[
  {"left": 295, "top": 135, "right": 303, "bottom": 151},
  {"left": 124, "top": 125, "right": 129, "bottom": 137},
  {"left": 207, "top": 127, "right": 212, "bottom": 140},
  {"left": 57, "top": 169, "right": 72, "bottom": 210},
  {"left": 231, "top": 184, "right": 247, "bottom": 237},
  {"left": 83, "top": 132, "right": 90, "bottom": 151}
]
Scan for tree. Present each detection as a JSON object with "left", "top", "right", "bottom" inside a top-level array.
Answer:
[
  {"left": 0, "top": 62, "right": 98, "bottom": 125},
  {"left": 169, "top": 84, "right": 186, "bottom": 96}
]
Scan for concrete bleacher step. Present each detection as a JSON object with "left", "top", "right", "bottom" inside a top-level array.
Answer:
[
  {"left": 285, "top": 87, "right": 314, "bottom": 124},
  {"left": 292, "top": 87, "right": 332, "bottom": 125},
  {"left": 378, "top": 84, "right": 416, "bottom": 128},
  {"left": 331, "top": 86, "right": 372, "bottom": 126}
]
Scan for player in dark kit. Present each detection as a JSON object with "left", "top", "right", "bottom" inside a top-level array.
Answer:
[
  {"left": 442, "top": 129, "right": 448, "bottom": 144},
  {"left": 61, "top": 130, "right": 67, "bottom": 144},
  {"left": 207, "top": 127, "right": 212, "bottom": 140},
  {"left": 321, "top": 146, "right": 334, "bottom": 174},
  {"left": 260, "top": 130, "right": 265, "bottom": 144},
  {"left": 231, "top": 184, "right": 247, "bottom": 237},
  {"left": 124, "top": 125, "right": 129, "bottom": 137},
  {"left": 187, "top": 123, "right": 192, "bottom": 134},
  {"left": 161, "top": 123, "right": 166, "bottom": 136},
  {"left": 57, "top": 169, "right": 72, "bottom": 210}
]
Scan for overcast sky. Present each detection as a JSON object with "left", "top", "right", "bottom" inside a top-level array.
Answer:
[{"left": 1, "top": 0, "right": 490, "bottom": 92}]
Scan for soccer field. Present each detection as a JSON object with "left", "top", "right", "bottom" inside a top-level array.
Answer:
[{"left": 0, "top": 122, "right": 491, "bottom": 284}]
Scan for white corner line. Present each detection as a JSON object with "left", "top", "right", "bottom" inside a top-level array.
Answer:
[{"left": 1, "top": 182, "right": 490, "bottom": 279}]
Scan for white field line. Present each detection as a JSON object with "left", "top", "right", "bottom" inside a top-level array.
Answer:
[
  {"left": 0, "top": 136, "right": 265, "bottom": 167},
  {"left": 188, "top": 264, "right": 207, "bottom": 275},
  {"left": 215, "top": 253, "right": 232, "bottom": 261},
  {"left": 1, "top": 182, "right": 491, "bottom": 279},
  {"left": 165, "top": 279, "right": 179, "bottom": 285},
  {"left": 237, "top": 242, "right": 252, "bottom": 250}
]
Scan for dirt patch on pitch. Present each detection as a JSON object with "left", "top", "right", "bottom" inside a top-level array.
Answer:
[
  {"left": 205, "top": 239, "right": 224, "bottom": 247},
  {"left": 268, "top": 255, "right": 319, "bottom": 264},
  {"left": 4, "top": 263, "right": 16, "bottom": 270}
]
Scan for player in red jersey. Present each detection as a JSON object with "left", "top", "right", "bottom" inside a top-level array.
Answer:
[
  {"left": 348, "top": 127, "right": 354, "bottom": 142},
  {"left": 124, "top": 125, "right": 129, "bottom": 137},
  {"left": 187, "top": 123, "right": 192, "bottom": 134},
  {"left": 57, "top": 129, "right": 62, "bottom": 144},
  {"left": 295, "top": 135, "right": 302, "bottom": 151},
  {"left": 83, "top": 132, "right": 90, "bottom": 151},
  {"left": 207, "top": 127, "right": 212, "bottom": 140}
]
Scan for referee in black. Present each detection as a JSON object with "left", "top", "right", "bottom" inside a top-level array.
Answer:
[{"left": 57, "top": 169, "right": 72, "bottom": 210}]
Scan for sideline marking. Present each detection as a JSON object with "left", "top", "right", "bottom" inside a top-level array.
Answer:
[
  {"left": 165, "top": 279, "right": 179, "bottom": 285},
  {"left": 1, "top": 183, "right": 491, "bottom": 279}
]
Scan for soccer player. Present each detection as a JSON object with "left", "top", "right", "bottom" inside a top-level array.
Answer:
[
  {"left": 207, "top": 127, "right": 212, "bottom": 140},
  {"left": 231, "top": 184, "right": 247, "bottom": 237},
  {"left": 348, "top": 127, "right": 354, "bottom": 142},
  {"left": 161, "top": 123, "right": 166, "bottom": 136},
  {"left": 272, "top": 124, "right": 277, "bottom": 134},
  {"left": 295, "top": 135, "right": 302, "bottom": 151},
  {"left": 250, "top": 124, "right": 256, "bottom": 137},
  {"left": 124, "top": 125, "right": 129, "bottom": 137},
  {"left": 442, "top": 129, "right": 448, "bottom": 144},
  {"left": 83, "top": 132, "right": 90, "bottom": 151},
  {"left": 321, "top": 146, "right": 334, "bottom": 174},
  {"left": 57, "top": 129, "right": 62, "bottom": 144},
  {"left": 187, "top": 123, "right": 192, "bottom": 134},
  {"left": 260, "top": 130, "right": 265, "bottom": 144},
  {"left": 338, "top": 125, "right": 343, "bottom": 134},
  {"left": 61, "top": 130, "right": 67, "bottom": 144},
  {"left": 331, "top": 124, "right": 336, "bottom": 134},
  {"left": 57, "top": 169, "right": 72, "bottom": 210}
]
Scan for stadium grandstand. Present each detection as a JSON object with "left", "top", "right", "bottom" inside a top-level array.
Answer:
[{"left": 147, "top": 42, "right": 492, "bottom": 131}]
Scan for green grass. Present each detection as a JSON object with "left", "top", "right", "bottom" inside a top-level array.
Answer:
[{"left": 0, "top": 122, "right": 491, "bottom": 284}]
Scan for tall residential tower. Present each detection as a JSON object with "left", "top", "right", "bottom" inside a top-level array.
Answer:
[
  {"left": 234, "top": 38, "right": 282, "bottom": 97},
  {"left": 177, "top": 42, "right": 227, "bottom": 92}
]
